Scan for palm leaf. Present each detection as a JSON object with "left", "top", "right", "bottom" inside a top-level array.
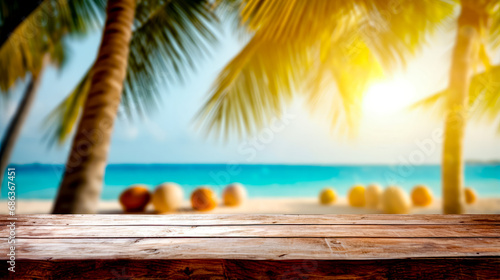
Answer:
[
  {"left": 196, "top": 34, "right": 309, "bottom": 139},
  {"left": 124, "top": 0, "right": 219, "bottom": 117},
  {"left": 487, "top": 0, "right": 500, "bottom": 48},
  {"left": 409, "top": 91, "right": 446, "bottom": 112},
  {"left": 0, "top": 0, "right": 44, "bottom": 47},
  {"left": 197, "top": 1, "right": 356, "bottom": 138},
  {"left": 355, "top": 0, "right": 456, "bottom": 68},
  {"left": 197, "top": 0, "right": 454, "bottom": 139},
  {"left": 468, "top": 65, "right": 500, "bottom": 127},
  {"left": 42, "top": 69, "right": 92, "bottom": 145},
  {"left": 0, "top": 0, "right": 105, "bottom": 92},
  {"left": 213, "top": 0, "right": 246, "bottom": 37},
  {"left": 411, "top": 65, "right": 500, "bottom": 131},
  {"left": 306, "top": 31, "right": 384, "bottom": 135},
  {"left": 241, "top": 0, "right": 455, "bottom": 67}
]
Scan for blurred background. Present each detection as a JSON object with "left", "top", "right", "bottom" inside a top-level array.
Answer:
[{"left": 0, "top": 0, "right": 499, "bottom": 214}]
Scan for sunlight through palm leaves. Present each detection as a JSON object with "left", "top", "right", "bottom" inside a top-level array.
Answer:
[{"left": 197, "top": 0, "right": 455, "bottom": 139}]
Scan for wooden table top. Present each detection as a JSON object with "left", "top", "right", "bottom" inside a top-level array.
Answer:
[{"left": 1, "top": 214, "right": 499, "bottom": 261}]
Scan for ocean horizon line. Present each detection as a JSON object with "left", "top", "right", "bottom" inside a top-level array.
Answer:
[{"left": 7, "top": 161, "right": 500, "bottom": 167}]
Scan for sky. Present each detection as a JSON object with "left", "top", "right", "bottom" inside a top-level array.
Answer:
[{"left": 1, "top": 21, "right": 500, "bottom": 165}]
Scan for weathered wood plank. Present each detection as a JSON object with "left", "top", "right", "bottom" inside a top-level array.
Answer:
[
  {"left": 2, "top": 237, "right": 499, "bottom": 260},
  {"left": 4, "top": 224, "right": 499, "bottom": 238},
  {"left": 3, "top": 214, "right": 499, "bottom": 226},
  {"left": 2, "top": 259, "right": 500, "bottom": 280}
]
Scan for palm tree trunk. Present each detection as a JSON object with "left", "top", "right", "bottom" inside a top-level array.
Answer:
[
  {"left": 442, "top": 1, "right": 482, "bottom": 214},
  {"left": 52, "top": 0, "right": 136, "bottom": 214},
  {"left": 0, "top": 69, "right": 45, "bottom": 185}
]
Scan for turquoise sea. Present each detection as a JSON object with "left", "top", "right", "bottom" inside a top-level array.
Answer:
[{"left": 1, "top": 164, "right": 499, "bottom": 200}]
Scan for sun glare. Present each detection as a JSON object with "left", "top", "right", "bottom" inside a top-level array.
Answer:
[{"left": 362, "top": 78, "right": 417, "bottom": 116}]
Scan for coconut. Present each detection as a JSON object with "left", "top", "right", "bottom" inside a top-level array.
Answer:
[
  {"left": 152, "top": 183, "right": 184, "bottom": 213},
  {"left": 464, "top": 187, "right": 477, "bottom": 204},
  {"left": 365, "top": 184, "right": 383, "bottom": 209},
  {"left": 411, "top": 185, "right": 433, "bottom": 207},
  {"left": 119, "top": 185, "right": 151, "bottom": 212},
  {"left": 223, "top": 183, "right": 247, "bottom": 207},
  {"left": 382, "top": 186, "right": 411, "bottom": 214},
  {"left": 348, "top": 185, "right": 366, "bottom": 207},
  {"left": 319, "top": 188, "right": 337, "bottom": 205},
  {"left": 191, "top": 187, "right": 217, "bottom": 211}
]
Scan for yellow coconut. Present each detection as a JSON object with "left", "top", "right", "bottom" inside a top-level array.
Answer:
[
  {"left": 382, "top": 186, "right": 411, "bottom": 214},
  {"left": 348, "top": 185, "right": 366, "bottom": 207},
  {"left": 319, "top": 188, "right": 337, "bottom": 205},
  {"left": 411, "top": 185, "right": 433, "bottom": 207},
  {"left": 365, "top": 184, "right": 383, "bottom": 209},
  {"left": 223, "top": 183, "right": 247, "bottom": 207},
  {"left": 119, "top": 185, "right": 151, "bottom": 212},
  {"left": 191, "top": 187, "right": 217, "bottom": 211},
  {"left": 152, "top": 183, "right": 184, "bottom": 213},
  {"left": 464, "top": 187, "right": 477, "bottom": 204}
]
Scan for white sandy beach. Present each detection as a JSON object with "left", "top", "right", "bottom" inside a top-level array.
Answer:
[{"left": 1, "top": 197, "right": 499, "bottom": 214}]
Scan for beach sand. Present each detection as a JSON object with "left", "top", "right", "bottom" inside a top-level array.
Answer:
[{"left": 1, "top": 197, "right": 499, "bottom": 214}]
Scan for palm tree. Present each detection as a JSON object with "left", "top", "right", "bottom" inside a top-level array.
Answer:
[
  {"left": 52, "top": 0, "right": 136, "bottom": 213},
  {"left": 0, "top": 59, "right": 47, "bottom": 188},
  {"left": 51, "top": 0, "right": 221, "bottom": 213},
  {"left": 0, "top": 0, "right": 104, "bottom": 185},
  {"left": 443, "top": 0, "right": 482, "bottom": 214},
  {"left": 44, "top": 0, "right": 221, "bottom": 143},
  {"left": 413, "top": 0, "right": 499, "bottom": 213}
]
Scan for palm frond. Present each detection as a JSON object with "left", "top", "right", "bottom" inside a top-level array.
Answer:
[
  {"left": 468, "top": 65, "right": 500, "bottom": 126},
  {"left": 197, "top": 1, "right": 358, "bottom": 138},
  {"left": 60, "top": 0, "right": 106, "bottom": 34},
  {"left": 490, "top": 3, "right": 500, "bottom": 48},
  {"left": 0, "top": 0, "right": 105, "bottom": 92},
  {"left": 197, "top": 0, "right": 453, "bottom": 139},
  {"left": 306, "top": 32, "right": 384, "bottom": 135},
  {"left": 492, "top": 18, "right": 500, "bottom": 48},
  {"left": 409, "top": 91, "right": 446, "bottom": 111},
  {"left": 410, "top": 65, "right": 500, "bottom": 132},
  {"left": 212, "top": 0, "right": 247, "bottom": 39},
  {"left": 0, "top": 0, "right": 43, "bottom": 47},
  {"left": 42, "top": 68, "right": 91, "bottom": 145},
  {"left": 124, "top": 0, "right": 219, "bottom": 117},
  {"left": 240, "top": 0, "right": 455, "bottom": 67},
  {"left": 356, "top": 0, "right": 456, "bottom": 68},
  {"left": 196, "top": 34, "right": 309, "bottom": 139}
]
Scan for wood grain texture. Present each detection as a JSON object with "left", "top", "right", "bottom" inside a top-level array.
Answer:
[
  {"left": 1, "top": 259, "right": 499, "bottom": 279},
  {"left": 1, "top": 237, "right": 499, "bottom": 260},
  {"left": 2, "top": 224, "right": 499, "bottom": 238},
  {"left": 2, "top": 214, "right": 499, "bottom": 226},
  {"left": 1, "top": 214, "right": 498, "bottom": 278}
]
